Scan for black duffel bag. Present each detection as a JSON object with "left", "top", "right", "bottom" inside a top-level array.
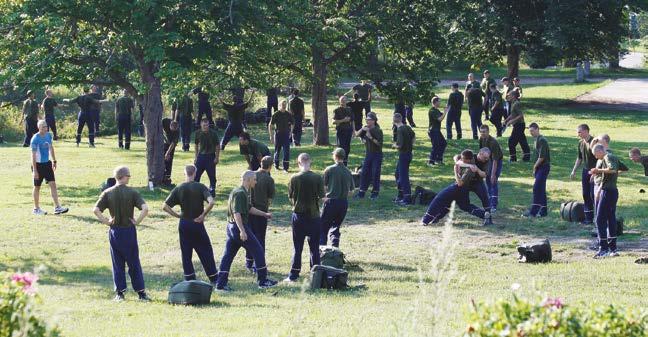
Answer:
[
  {"left": 560, "top": 201, "right": 585, "bottom": 223},
  {"left": 414, "top": 186, "right": 437, "bottom": 205},
  {"left": 310, "top": 265, "right": 348, "bottom": 290},
  {"left": 168, "top": 280, "right": 213, "bottom": 305},
  {"left": 517, "top": 239, "right": 552, "bottom": 263}
]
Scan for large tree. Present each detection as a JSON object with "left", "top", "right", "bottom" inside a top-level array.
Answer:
[{"left": 0, "top": 0, "right": 244, "bottom": 184}]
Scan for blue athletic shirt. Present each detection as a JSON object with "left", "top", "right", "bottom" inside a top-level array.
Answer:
[{"left": 30, "top": 132, "right": 53, "bottom": 163}]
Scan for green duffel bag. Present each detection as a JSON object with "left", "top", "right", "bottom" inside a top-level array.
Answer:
[
  {"left": 310, "top": 265, "right": 348, "bottom": 290},
  {"left": 168, "top": 280, "right": 213, "bottom": 305},
  {"left": 319, "top": 245, "right": 346, "bottom": 269}
]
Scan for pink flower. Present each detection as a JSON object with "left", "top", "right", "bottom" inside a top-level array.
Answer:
[
  {"left": 11, "top": 272, "right": 39, "bottom": 294},
  {"left": 542, "top": 297, "right": 563, "bottom": 309}
]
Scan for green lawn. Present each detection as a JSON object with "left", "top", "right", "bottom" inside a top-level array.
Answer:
[
  {"left": 440, "top": 65, "right": 648, "bottom": 80},
  {"left": 1, "top": 81, "right": 648, "bottom": 336}
]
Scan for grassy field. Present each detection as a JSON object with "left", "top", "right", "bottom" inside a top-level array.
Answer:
[{"left": 1, "top": 80, "right": 648, "bottom": 336}]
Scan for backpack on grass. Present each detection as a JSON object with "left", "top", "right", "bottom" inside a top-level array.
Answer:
[
  {"left": 517, "top": 239, "right": 552, "bottom": 263},
  {"left": 414, "top": 186, "right": 437, "bottom": 205},
  {"left": 168, "top": 280, "right": 213, "bottom": 305},
  {"left": 310, "top": 265, "right": 348, "bottom": 290},
  {"left": 319, "top": 246, "right": 346, "bottom": 269}
]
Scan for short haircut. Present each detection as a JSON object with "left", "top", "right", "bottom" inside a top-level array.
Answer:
[
  {"left": 37, "top": 119, "right": 47, "bottom": 128},
  {"left": 280, "top": 99, "right": 287, "bottom": 106},
  {"left": 201, "top": 118, "right": 210, "bottom": 123},
  {"left": 170, "top": 120, "right": 178, "bottom": 128},
  {"left": 479, "top": 124, "right": 490, "bottom": 131},
  {"left": 489, "top": 83, "right": 497, "bottom": 88},
  {"left": 468, "top": 73, "right": 474, "bottom": 77},
  {"left": 577, "top": 124, "right": 590, "bottom": 132},
  {"left": 431, "top": 96, "right": 440, "bottom": 104},
  {"left": 629, "top": 147, "right": 641, "bottom": 156},
  {"left": 45, "top": 89, "right": 53, "bottom": 95},
  {"left": 240, "top": 131, "right": 251, "bottom": 141},
  {"left": 83, "top": 87, "right": 90, "bottom": 93},
  {"left": 513, "top": 77, "right": 520, "bottom": 82},
  {"left": 114, "top": 166, "right": 130, "bottom": 180},
  {"left": 185, "top": 164, "right": 197, "bottom": 176},
  {"left": 333, "top": 148, "right": 345, "bottom": 160},
  {"left": 261, "top": 156, "right": 273, "bottom": 169},
  {"left": 593, "top": 144, "right": 605, "bottom": 153},
  {"left": 528, "top": 122, "right": 539, "bottom": 130},
  {"left": 393, "top": 113, "right": 402, "bottom": 122},
  {"left": 461, "top": 149, "right": 474, "bottom": 161},
  {"left": 242, "top": 170, "right": 256, "bottom": 182},
  {"left": 483, "top": 70, "right": 490, "bottom": 74},
  {"left": 479, "top": 147, "right": 491, "bottom": 156},
  {"left": 451, "top": 83, "right": 459, "bottom": 88},
  {"left": 293, "top": 89, "right": 300, "bottom": 95},
  {"left": 297, "top": 153, "right": 311, "bottom": 164},
  {"left": 599, "top": 134, "right": 610, "bottom": 144},
  {"left": 501, "top": 77, "right": 509, "bottom": 82}
]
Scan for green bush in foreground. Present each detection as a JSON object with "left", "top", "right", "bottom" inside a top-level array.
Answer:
[
  {"left": 0, "top": 272, "right": 60, "bottom": 337},
  {"left": 464, "top": 292, "right": 648, "bottom": 337}
]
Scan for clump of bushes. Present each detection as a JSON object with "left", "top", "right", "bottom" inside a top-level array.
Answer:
[
  {"left": 464, "top": 293, "right": 648, "bottom": 337},
  {"left": 0, "top": 272, "right": 60, "bottom": 337}
]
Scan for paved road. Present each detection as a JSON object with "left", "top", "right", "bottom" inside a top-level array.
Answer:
[{"left": 574, "top": 78, "right": 648, "bottom": 110}]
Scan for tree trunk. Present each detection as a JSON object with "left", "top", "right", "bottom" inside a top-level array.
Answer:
[
  {"left": 311, "top": 48, "right": 329, "bottom": 145},
  {"left": 608, "top": 44, "right": 620, "bottom": 69},
  {"left": 506, "top": 45, "right": 520, "bottom": 79},
  {"left": 139, "top": 62, "right": 165, "bottom": 186}
]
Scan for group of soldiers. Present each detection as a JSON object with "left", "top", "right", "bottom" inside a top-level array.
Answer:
[{"left": 23, "top": 74, "right": 648, "bottom": 301}]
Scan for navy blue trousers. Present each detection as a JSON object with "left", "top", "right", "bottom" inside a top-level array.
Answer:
[
  {"left": 216, "top": 222, "right": 268, "bottom": 288},
  {"left": 164, "top": 143, "right": 175, "bottom": 183},
  {"left": 529, "top": 164, "right": 550, "bottom": 216},
  {"left": 274, "top": 131, "right": 291, "bottom": 170},
  {"left": 245, "top": 214, "right": 268, "bottom": 269},
  {"left": 489, "top": 108, "right": 505, "bottom": 137},
  {"left": 319, "top": 199, "right": 348, "bottom": 247},
  {"left": 508, "top": 123, "right": 530, "bottom": 162},
  {"left": 336, "top": 127, "right": 353, "bottom": 166},
  {"left": 117, "top": 114, "right": 131, "bottom": 149},
  {"left": 428, "top": 129, "right": 447, "bottom": 163},
  {"left": 445, "top": 109, "right": 462, "bottom": 139},
  {"left": 485, "top": 159, "right": 503, "bottom": 209},
  {"left": 395, "top": 151, "right": 413, "bottom": 202},
  {"left": 289, "top": 213, "right": 321, "bottom": 280},
  {"left": 221, "top": 120, "right": 244, "bottom": 150},
  {"left": 359, "top": 152, "right": 382, "bottom": 195},
  {"left": 179, "top": 116, "right": 192, "bottom": 151},
  {"left": 421, "top": 184, "right": 460, "bottom": 224},
  {"left": 76, "top": 111, "right": 95, "bottom": 145},
  {"left": 195, "top": 153, "right": 216, "bottom": 196},
  {"left": 363, "top": 102, "right": 371, "bottom": 116},
  {"left": 109, "top": 226, "right": 145, "bottom": 292},
  {"left": 468, "top": 106, "right": 483, "bottom": 139},
  {"left": 179, "top": 219, "right": 218, "bottom": 282},
  {"left": 45, "top": 114, "right": 57, "bottom": 140},
  {"left": 469, "top": 181, "right": 491, "bottom": 212},
  {"left": 595, "top": 187, "right": 618, "bottom": 251},
  {"left": 23, "top": 119, "right": 38, "bottom": 146},
  {"left": 90, "top": 109, "right": 100, "bottom": 133},
  {"left": 581, "top": 168, "right": 595, "bottom": 222},
  {"left": 293, "top": 115, "right": 303, "bottom": 145}
]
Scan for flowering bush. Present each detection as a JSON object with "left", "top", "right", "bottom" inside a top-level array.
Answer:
[
  {"left": 464, "top": 294, "right": 648, "bottom": 337},
  {"left": 0, "top": 272, "right": 60, "bottom": 337}
]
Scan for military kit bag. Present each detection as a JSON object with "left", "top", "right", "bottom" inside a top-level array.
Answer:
[
  {"left": 310, "top": 265, "right": 349, "bottom": 290},
  {"left": 168, "top": 280, "right": 213, "bottom": 305},
  {"left": 414, "top": 186, "right": 437, "bottom": 205},
  {"left": 100, "top": 177, "right": 116, "bottom": 192},
  {"left": 559, "top": 201, "right": 585, "bottom": 223},
  {"left": 517, "top": 239, "right": 552, "bottom": 263},
  {"left": 319, "top": 246, "right": 346, "bottom": 269}
]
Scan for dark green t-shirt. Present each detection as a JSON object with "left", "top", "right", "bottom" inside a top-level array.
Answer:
[
  {"left": 490, "top": 91, "right": 503, "bottom": 110},
  {"left": 227, "top": 186, "right": 250, "bottom": 224},
  {"left": 458, "top": 166, "right": 477, "bottom": 186},
  {"left": 270, "top": 110, "right": 294, "bottom": 133},
  {"left": 42, "top": 97, "right": 58, "bottom": 116},
  {"left": 578, "top": 135, "right": 597, "bottom": 169},
  {"left": 447, "top": 91, "right": 464, "bottom": 112},
  {"left": 641, "top": 155, "right": 648, "bottom": 176},
  {"left": 333, "top": 106, "right": 353, "bottom": 130},
  {"left": 164, "top": 181, "right": 211, "bottom": 220},
  {"left": 289, "top": 171, "right": 325, "bottom": 218},
  {"left": 323, "top": 163, "right": 354, "bottom": 199},
  {"left": 396, "top": 124, "right": 415, "bottom": 154},
  {"left": 479, "top": 135, "right": 503, "bottom": 161},
  {"left": 353, "top": 83, "right": 372, "bottom": 101},
  {"left": 428, "top": 108, "right": 442, "bottom": 131},
  {"left": 509, "top": 100, "right": 524, "bottom": 125},
  {"left": 116, "top": 96, "right": 135, "bottom": 118},
  {"left": 534, "top": 135, "right": 550, "bottom": 165},
  {"left": 465, "top": 80, "right": 480, "bottom": 91},
  {"left": 95, "top": 185, "right": 145, "bottom": 228},
  {"left": 595, "top": 152, "right": 619, "bottom": 189},
  {"left": 358, "top": 126, "right": 383, "bottom": 153},
  {"left": 251, "top": 171, "right": 275, "bottom": 212},
  {"left": 23, "top": 99, "right": 39, "bottom": 121},
  {"left": 466, "top": 88, "right": 484, "bottom": 108},
  {"left": 240, "top": 139, "right": 270, "bottom": 158},
  {"left": 481, "top": 77, "right": 496, "bottom": 94},
  {"left": 195, "top": 129, "right": 220, "bottom": 155}
]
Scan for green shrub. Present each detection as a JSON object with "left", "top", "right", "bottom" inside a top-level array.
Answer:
[
  {"left": 0, "top": 272, "right": 60, "bottom": 337},
  {"left": 464, "top": 294, "right": 648, "bottom": 337}
]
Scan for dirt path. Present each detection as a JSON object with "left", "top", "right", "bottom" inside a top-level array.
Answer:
[{"left": 573, "top": 78, "right": 648, "bottom": 110}]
